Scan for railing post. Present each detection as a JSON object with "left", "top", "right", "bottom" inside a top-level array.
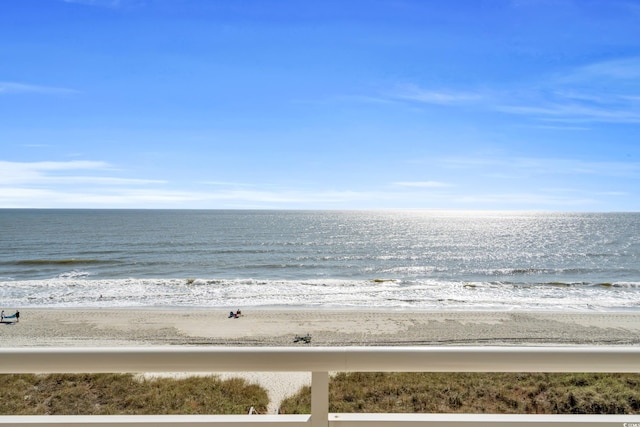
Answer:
[{"left": 311, "top": 371, "right": 329, "bottom": 427}]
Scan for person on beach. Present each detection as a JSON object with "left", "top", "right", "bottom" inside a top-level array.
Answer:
[{"left": 0, "top": 310, "right": 18, "bottom": 323}]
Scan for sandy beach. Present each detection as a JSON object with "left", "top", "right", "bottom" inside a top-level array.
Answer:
[
  {"left": 2, "top": 308, "right": 640, "bottom": 347},
  {"left": 2, "top": 309, "right": 639, "bottom": 413}
]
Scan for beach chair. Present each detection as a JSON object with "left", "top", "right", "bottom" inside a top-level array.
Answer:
[
  {"left": 293, "top": 334, "right": 311, "bottom": 344},
  {"left": 1, "top": 312, "right": 18, "bottom": 323}
]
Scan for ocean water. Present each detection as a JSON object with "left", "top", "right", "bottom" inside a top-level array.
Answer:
[{"left": 1, "top": 209, "right": 639, "bottom": 311}]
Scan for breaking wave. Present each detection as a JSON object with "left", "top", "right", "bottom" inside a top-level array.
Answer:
[{"left": 1, "top": 277, "right": 639, "bottom": 311}]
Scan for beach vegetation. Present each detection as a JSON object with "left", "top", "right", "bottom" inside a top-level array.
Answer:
[
  {"left": 279, "top": 372, "right": 640, "bottom": 414},
  {"left": 0, "top": 373, "right": 268, "bottom": 415},
  {"left": 3, "top": 372, "right": 639, "bottom": 415}
]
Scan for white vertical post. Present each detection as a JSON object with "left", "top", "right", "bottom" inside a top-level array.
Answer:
[{"left": 311, "top": 371, "right": 329, "bottom": 427}]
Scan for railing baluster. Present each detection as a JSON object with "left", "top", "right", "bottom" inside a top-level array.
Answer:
[{"left": 311, "top": 371, "right": 329, "bottom": 427}]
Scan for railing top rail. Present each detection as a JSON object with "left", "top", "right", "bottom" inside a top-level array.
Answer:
[{"left": 0, "top": 346, "right": 638, "bottom": 373}]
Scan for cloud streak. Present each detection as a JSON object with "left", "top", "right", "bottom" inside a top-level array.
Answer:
[
  {"left": 0, "top": 82, "right": 78, "bottom": 95},
  {"left": 439, "top": 156, "right": 640, "bottom": 179},
  {"left": 62, "top": 0, "right": 125, "bottom": 8},
  {"left": 0, "top": 157, "right": 635, "bottom": 210},
  {"left": 563, "top": 57, "right": 640, "bottom": 82},
  {"left": 388, "top": 57, "right": 640, "bottom": 124},
  {"left": 388, "top": 84, "right": 483, "bottom": 106},
  {"left": 394, "top": 181, "right": 452, "bottom": 188},
  {"left": 496, "top": 95, "right": 640, "bottom": 124},
  {"left": 0, "top": 160, "right": 163, "bottom": 186}
]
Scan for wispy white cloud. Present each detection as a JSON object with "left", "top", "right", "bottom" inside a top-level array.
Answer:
[
  {"left": 439, "top": 156, "right": 640, "bottom": 178},
  {"left": 561, "top": 57, "right": 640, "bottom": 82},
  {"left": 0, "top": 160, "right": 108, "bottom": 184},
  {"left": 0, "top": 160, "right": 377, "bottom": 207},
  {"left": 452, "top": 192, "right": 599, "bottom": 208},
  {"left": 0, "top": 82, "right": 78, "bottom": 95},
  {"left": 530, "top": 125, "right": 591, "bottom": 131},
  {"left": 0, "top": 158, "right": 634, "bottom": 209},
  {"left": 205, "top": 189, "right": 376, "bottom": 204},
  {"left": 2, "top": 179, "right": 623, "bottom": 210},
  {"left": 0, "top": 160, "right": 163, "bottom": 186},
  {"left": 496, "top": 97, "right": 640, "bottom": 124},
  {"left": 0, "top": 185, "right": 388, "bottom": 209},
  {"left": 388, "top": 57, "right": 640, "bottom": 124},
  {"left": 387, "top": 84, "right": 483, "bottom": 106},
  {"left": 510, "top": 58, "right": 640, "bottom": 123},
  {"left": 201, "top": 181, "right": 256, "bottom": 187},
  {"left": 49, "top": 176, "right": 166, "bottom": 185},
  {"left": 0, "top": 177, "right": 626, "bottom": 210},
  {"left": 63, "top": 0, "right": 124, "bottom": 8},
  {"left": 393, "top": 181, "right": 452, "bottom": 188}
]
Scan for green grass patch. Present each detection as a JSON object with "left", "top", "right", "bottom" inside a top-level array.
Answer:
[
  {"left": 280, "top": 372, "right": 640, "bottom": 414},
  {"left": 0, "top": 374, "right": 268, "bottom": 415}
]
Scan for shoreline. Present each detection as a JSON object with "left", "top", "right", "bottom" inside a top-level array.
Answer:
[
  {"left": 5, "top": 304, "right": 640, "bottom": 312},
  {"left": 2, "top": 308, "right": 640, "bottom": 348}
]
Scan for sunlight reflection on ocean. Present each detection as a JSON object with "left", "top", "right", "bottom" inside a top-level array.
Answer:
[{"left": 1, "top": 209, "right": 639, "bottom": 310}]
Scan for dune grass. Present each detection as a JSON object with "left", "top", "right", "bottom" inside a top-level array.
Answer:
[
  {"left": 3, "top": 372, "right": 640, "bottom": 415},
  {"left": 0, "top": 373, "right": 268, "bottom": 415},
  {"left": 280, "top": 372, "right": 640, "bottom": 414}
]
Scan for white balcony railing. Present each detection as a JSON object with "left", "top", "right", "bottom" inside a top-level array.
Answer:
[{"left": 0, "top": 346, "right": 639, "bottom": 426}]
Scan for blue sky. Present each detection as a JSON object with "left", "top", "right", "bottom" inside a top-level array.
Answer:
[{"left": 2, "top": 0, "right": 640, "bottom": 210}]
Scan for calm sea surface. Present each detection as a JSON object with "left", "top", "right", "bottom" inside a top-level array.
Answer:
[{"left": 1, "top": 209, "right": 639, "bottom": 311}]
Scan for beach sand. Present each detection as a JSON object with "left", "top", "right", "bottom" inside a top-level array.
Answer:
[
  {"left": 2, "top": 309, "right": 639, "bottom": 413},
  {"left": 2, "top": 309, "right": 639, "bottom": 348}
]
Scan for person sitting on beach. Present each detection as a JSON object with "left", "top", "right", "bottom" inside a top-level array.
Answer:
[{"left": 227, "top": 309, "right": 242, "bottom": 318}]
